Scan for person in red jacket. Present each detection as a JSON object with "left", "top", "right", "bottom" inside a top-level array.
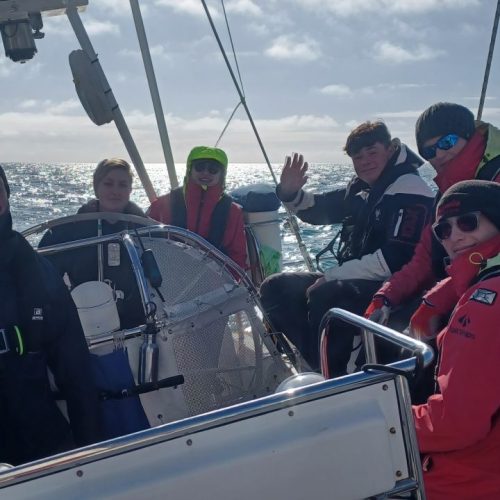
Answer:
[
  {"left": 366, "top": 103, "right": 500, "bottom": 329},
  {"left": 147, "top": 146, "right": 247, "bottom": 269},
  {"left": 410, "top": 180, "right": 500, "bottom": 499}
]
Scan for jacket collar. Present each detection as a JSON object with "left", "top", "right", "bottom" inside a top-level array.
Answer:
[
  {"left": 434, "top": 130, "right": 486, "bottom": 193},
  {"left": 447, "top": 233, "right": 500, "bottom": 295}
]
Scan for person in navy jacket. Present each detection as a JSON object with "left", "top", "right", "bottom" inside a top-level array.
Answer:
[{"left": 0, "top": 165, "right": 100, "bottom": 465}]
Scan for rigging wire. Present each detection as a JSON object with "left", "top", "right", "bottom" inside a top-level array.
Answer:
[
  {"left": 477, "top": 0, "right": 500, "bottom": 121},
  {"left": 214, "top": 0, "right": 244, "bottom": 149},
  {"left": 201, "top": 0, "right": 315, "bottom": 271},
  {"left": 221, "top": 0, "right": 245, "bottom": 98},
  {"left": 215, "top": 101, "right": 242, "bottom": 148}
]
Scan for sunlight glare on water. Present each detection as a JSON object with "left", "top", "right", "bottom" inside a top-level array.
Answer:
[{"left": 4, "top": 161, "right": 436, "bottom": 271}]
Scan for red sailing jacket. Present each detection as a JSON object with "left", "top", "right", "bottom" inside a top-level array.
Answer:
[
  {"left": 413, "top": 234, "right": 500, "bottom": 499},
  {"left": 148, "top": 180, "right": 248, "bottom": 269},
  {"left": 379, "top": 127, "right": 500, "bottom": 306}
]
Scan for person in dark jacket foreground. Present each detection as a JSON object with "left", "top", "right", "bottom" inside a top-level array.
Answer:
[
  {"left": 411, "top": 180, "right": 500, "bottom": 499},
  {"left": 39, "top": 158, "right": 148, "bottom": 328},
  {"left": 260, "top": 121, "right": 434, "bottom": 373},
  {"left": 0, "top": 165, "right": 100, "bottom": 465}
]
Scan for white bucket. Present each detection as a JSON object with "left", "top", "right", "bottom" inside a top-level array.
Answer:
[
  {"left": 71, "top": 281, "right": 120, "bottom": 337},
  {"left": 245, "top": 210, "right": 282, "bottom": 275}
]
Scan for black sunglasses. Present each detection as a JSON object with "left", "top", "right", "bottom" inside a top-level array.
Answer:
[
  {"left": 192, "top": 160, "right": 222, "bottom": 175},
  {"left": 421, "top": 133, "right": 460, "bottom": 161},
  {"left": 432, "top": 211, "right": 480, "bottom": 241}
]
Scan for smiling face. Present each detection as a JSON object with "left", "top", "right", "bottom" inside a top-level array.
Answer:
[
  {"left": 423, "top": 134, "right": 468, "bottom": 173},
  {"left": 189, "top": 160, "right": 224, "bottom": 188},
  {"left": 440, "top": 212, "right": 499, "bottom": 260},
  {"left": 351, "top": 142, "right": 393, "bottom": 186},
  {"left": 95, "top": 168, "right": 132, "bottom": 213},
  {"left": 0, "top": 178, "right": 9, "bottom": 216}
]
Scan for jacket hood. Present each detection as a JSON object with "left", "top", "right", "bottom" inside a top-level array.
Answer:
[
  {"left": 184, "top": 146, "right": 228, "bottom": 191},
  {"left": 394, "top": 140, "right": 424, "bottom": 169}
]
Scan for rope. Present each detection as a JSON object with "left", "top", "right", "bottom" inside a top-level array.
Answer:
[
  {"left": 201, "top": 0, "right": 315, "bottom": 271},
  {"left": 478, "top": 0, "right": 500, "bottom": 121}
]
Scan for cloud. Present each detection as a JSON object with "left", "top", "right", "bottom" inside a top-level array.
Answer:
[
  {"left": 290, "top": 0, "right": 479, "bottom": 17},
  {"left": 16, "top": 99, "right": 80, "bottom": 114},
  {"left": 92, "top": 0, "right": 143, "bottom": 16},
  {"left": 320, "top": 84, "right": 352, "bottom": 97},
  {"left": 373, "top": 41, "right": 444, "bottom": 63},
  {"left": 225, "top": 0, "right": 263, "bottom": 16},
  {"left": 19, "top": 100, "right": 38, "bottom": 109},
  {"left": 119, "top": 44, "right": 173, "bottom": 61},
  {"left": 265, "top": 35, "right": 321, "bottom": 62},
  {"left": 85, "top": 18, "right": 120, "bottom": 36},
  {"left": 154, "top": 0, "right": 219, "bottom": 18},
  {"left": 0, "top": 58, "right": 13, "bottom": 78},
  {"left": 43, "top": 14, "right": 119, "bottom": 37},
  {"left": 0, "top": 108, "right": 340, "bottom": 162},
  {"left": 376, "top": 109, "right": 424, "bottom": 119},
  {"left": 46, "top": 99, "right": 81, "bottom": 115}
]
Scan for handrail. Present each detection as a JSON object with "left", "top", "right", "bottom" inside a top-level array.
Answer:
[
  {"left": 21, "top": 212, "right": 157, "bottom": 238},
  {"left": 0, "top": 360, "right": 415, "bottom": 489},
  {"left": 319, "top": 308, "right": 434, "bottom": 378}
]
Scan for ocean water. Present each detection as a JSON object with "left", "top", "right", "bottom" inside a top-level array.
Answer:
[{"left": 3, "top": 161, "right": 437, "bottom": 269}]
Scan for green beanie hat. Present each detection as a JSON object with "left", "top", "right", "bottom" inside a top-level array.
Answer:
[{"left": 185, "top": 145, "right": 228, "bottom": 188}]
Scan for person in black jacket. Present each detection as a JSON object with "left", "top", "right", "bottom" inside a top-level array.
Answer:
[
  {"left": 39, "top": 158, "right": 148, "bottom": 329},
  {"left": 0, "top": 165, "right": 100, "bottom": 465},
  {"left": 260, "top": 121, "right": 434, "bottom": 374}
]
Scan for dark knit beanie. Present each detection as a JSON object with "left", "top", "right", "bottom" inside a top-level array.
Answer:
[
  {"left": 415, "top": 102, "right": 475, "bottom": 156},
  {"left": 436, "top": 180, "right": 500, "bottom": 229},
  {"left": 0, "top": 165, "right": 10, "bottom": 198}
]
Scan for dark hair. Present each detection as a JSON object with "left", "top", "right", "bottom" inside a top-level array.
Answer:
[
  {"left": 93, "top": 158, "right": 133, "bottom": 195},
  {"left": 0, "top": 165, "right": 10, "bottom": 198},
  {"left": 344, "top": 121, "right": 391, "bottom": 157}
]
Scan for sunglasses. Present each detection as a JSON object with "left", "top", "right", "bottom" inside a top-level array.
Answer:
[
  {"left": 421, "top": 133, "right": 460, "bottom": 161},
  {"left": 432, "top": 211, "right": 480, "bottom": 241},
  {"left": 192, "top": 161, "right": 222, "bottom": 175}
]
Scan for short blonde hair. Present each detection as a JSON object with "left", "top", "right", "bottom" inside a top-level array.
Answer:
[{"left": 93, "top": 158, "right": 133, "bottom": 195}]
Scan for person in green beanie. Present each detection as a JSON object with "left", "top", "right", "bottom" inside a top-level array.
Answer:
[{"left": 148, "top": 146, "right": 247, "bottom": 269}]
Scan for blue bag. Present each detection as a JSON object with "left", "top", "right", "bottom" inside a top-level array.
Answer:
[{"left": 90, "top": 348, "right": 150, "bottom": 440}]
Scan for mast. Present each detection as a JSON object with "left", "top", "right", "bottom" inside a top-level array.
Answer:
[
  {"left": 129, "top": 0, "right": 178, "bottom": 189},
  {"left": 477, "top": 0, "right": 500, "bottom": 121}
]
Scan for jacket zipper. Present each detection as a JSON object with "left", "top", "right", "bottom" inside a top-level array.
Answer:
[{"left": 195, "top": 190, "right": 206, "bottom": 234}]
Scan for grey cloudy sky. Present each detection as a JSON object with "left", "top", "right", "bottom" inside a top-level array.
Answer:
[{"left": 0, "top": 0, "right": 499, "bottom": 165}]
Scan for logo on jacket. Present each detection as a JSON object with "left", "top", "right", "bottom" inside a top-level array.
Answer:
[
  {"left": 458, "top": 314, "right": 471, "bottom": 327},
  {"left": 470, "top": 288, "right": 497, "bottom": 306},
  {"left": 32, "top": 308, "right": 44, "bottom": 321}
]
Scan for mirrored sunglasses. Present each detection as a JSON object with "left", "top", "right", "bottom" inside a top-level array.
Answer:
[
  {"left": 432, "top": 211, "right": 480, "bottom": 241},
  {"left": 192, "top": 160, "right": 222, "bottom": 175},
  {"left": 421, "top": 133, "right": 460, "bottom": 161}
]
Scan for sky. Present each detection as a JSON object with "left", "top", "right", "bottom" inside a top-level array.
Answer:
[{"left": 0, "top": 0, "right": 499, "bottom": 166}]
